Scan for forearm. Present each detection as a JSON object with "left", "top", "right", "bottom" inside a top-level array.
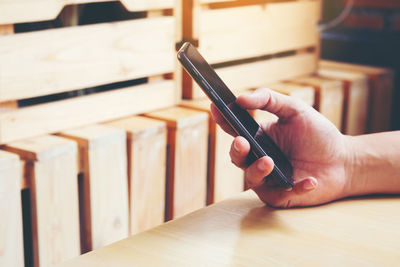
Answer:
[{"left": 345, "top": 131, "right": 400, "bottom": 196}]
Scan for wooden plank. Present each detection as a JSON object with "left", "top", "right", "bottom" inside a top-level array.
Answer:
[
  {"left": 58, "top": 191, "right": 400, "bottom": 267},
  {"left": 320, "top": 60, "right": 394, "bottom": 133},
  {"left": 0, "top": 150, "right": 24, "bottom": 267},
  {"left": 187, "top": 52, "right": 318, "bottom": 99},
  {"left": 0, "top": 80, "right": 176, "bottom": 144},
  {"left": 58, "top": 125, "right": 129, "bottom": 252},
  {"left": 180, "top": 98, "right": 244, "bottom": 204},
  {"left": 3, "top": 135, "right": 80, "bottom": 267},
  {"left": 0, "top": 25, "right": 18, "bottom": 109},
  {"left": 145, "top": 107, "right": 208, "bottom": 220},
  {"left": 198, "top": 1, "right": 320, "bottom": 63},
  {"left": 0, "top": 17, "right": 175, "bottom": 101},
  {"left": 105, "top": 117, "right": 167, "bottom": 234},
  {"left": 318, "top": 68, "right": 370, "bottom": 135},
  {"left": 291, "top": 76, "right": 344, "bottom": 130},
  {"left": 250, "top": 83, "right": 315, "bottom": 125},
  {"left": 0, "top": 0, "right": 174, "bottom": 24}
]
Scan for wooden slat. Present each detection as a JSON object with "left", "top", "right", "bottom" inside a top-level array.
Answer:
[
  {"left": 0, "top": 17, "right": 175, "bottom": 101},
  {"left": 0, "top": 80, "right": 176, "bottom": 144},
  {"left": 320, "top": 60, "right": 394, "bottom": 133},
  {"left": 180, "top": 99, "right": 245, "bottom": 204},
  {"left": 291, "top": 76, "right": 344, "bottom": 130},
  {"left": 0, "top": 25, "right": 18, "bottom": 109},
  {"left": 0, "top": 0, "right": 174, "bottom": 24},
  {"left": 105, "top": 117, "right": 167, "bottom": 234},
  {"left": 145, "top": 107, "right": 208, "bottom": 220},
  {"left": 58, "top": 191, "right": 400, "bottom": 266},
  {"left": 0, "top": 150, "right": 24, "bottom": 267},
  {"left": 198, "top": 1, "right": 320, "bottom": 63},
  {"left": 187, "top": 52, "right": 318, "bottom": 99},
  {"left": 58, "top": 125, "right": 129, "bottom": 252},
  {"left": 319, "top": 68, "right": 370, "bottom": 135},
  {"left": 3, "top": 135, "right": 80, "bottom": 267}
]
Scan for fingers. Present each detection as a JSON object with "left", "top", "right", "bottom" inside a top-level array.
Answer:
[
  {"left": 210, "top": 104, "right": 236, "bottom": 137},
  {"left": 229, "top": 137, "right": 251, "bottom": 169},
  {"left": 252, "top": 177, "right": 318, "bottom": 208},
  {"left": 236, "top": 88, "right": 303, "bottom": 121},
  {"left": 244, "top": 156, "right": 275, "bottom": 188}
]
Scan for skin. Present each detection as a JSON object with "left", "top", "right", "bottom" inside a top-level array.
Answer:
[{"left": 211, "top": 88, "right": 400, "bottom": 208}]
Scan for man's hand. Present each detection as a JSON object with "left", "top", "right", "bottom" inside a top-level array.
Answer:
[{"left": 211, "top": 88, "right": 353, "bottom": 208}]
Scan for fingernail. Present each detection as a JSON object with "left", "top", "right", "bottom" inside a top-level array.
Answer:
[
  {"left": 257, "top": 159, "right": 267, "bottom": 172},
  {"left": 233, "top": 141, "right": 240, "bottom": 152},
  {"left": 303, "top": 179, "right": 317, "bottom": 190},
  {"left": 285, "top": 187, "right": 293, "bottom": 192}
]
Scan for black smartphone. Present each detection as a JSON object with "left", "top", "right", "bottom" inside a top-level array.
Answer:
[{"left": 177, "top": 42, "right": 294, "bottom": 188}]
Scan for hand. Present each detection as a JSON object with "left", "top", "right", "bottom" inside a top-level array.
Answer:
[{"left": 211, "top": 88, "right": 353, "bottom": 208}]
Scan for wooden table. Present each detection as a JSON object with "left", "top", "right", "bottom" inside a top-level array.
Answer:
[{"left": 60, "top": 191, "right": 400, "bottom": 266}]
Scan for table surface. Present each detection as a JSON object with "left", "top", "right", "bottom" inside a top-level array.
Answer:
[{"left": 60, "top": 191, "right": 400, "bottom": 266}]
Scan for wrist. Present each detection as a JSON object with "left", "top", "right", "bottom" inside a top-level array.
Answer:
[
  {"left": 343, "top": 135, "right": 367, "bottom": 197},
  {"left": 343, "top": 132, "right": 400, "bottom": 197}
]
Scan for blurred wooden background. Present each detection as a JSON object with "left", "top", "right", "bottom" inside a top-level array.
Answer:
[{"left": 0, "top": 0, "right": 395, "bottom": 266}]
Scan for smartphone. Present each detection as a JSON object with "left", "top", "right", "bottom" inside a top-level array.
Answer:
[{"left": 177, "top": 42, "right": 294, "bottom": 188}]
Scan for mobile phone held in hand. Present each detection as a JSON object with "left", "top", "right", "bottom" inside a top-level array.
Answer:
[{"left": 177, "top": 42, "right": 294, "bottom": 188}]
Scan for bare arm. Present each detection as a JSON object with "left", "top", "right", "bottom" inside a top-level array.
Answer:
[{"left": 346, "top": 132, "right": 400, "bottom": 196}]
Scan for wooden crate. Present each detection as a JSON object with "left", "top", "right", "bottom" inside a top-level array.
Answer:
[
  {"left": 2, "top": 135, "right": 80, "bottom": 267},
  {"left": 177, "top": 0, "right": 322, "bottom": 99},
  {"left": 0, "top": 0, "right": 179, "bottom": 144},
  {"left": 0, "top": 151, "right": 24, "bottom": 267},
  {"left": 318, "top": 68, "right": 370, "bottom": 135},
  {"left": 290, "top": 75, "right": 345, "bottom": 130},
  {"left": 105, "top": 116, "right": 167, "bottom": 234},
  {"left": 58, "top": 125, "right": 129, "bottom": 253},
  {"left": 320, "top": 60, "right": 394, "bottom": 133},
  {"left": 180, "top": 98, "right": 245, "bottom": 204},
  {"left": 0, "top": 1, "right": 174, "bottom": 24},
  {"left": 145, "top": 107, "right": 209, "bottom": 220}
]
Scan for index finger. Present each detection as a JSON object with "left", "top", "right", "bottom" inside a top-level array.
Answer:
[{"left": 236, "top": 88, "right": 304, "bottom": 121}]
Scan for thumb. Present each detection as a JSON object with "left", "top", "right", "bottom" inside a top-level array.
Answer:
[{"left": 236, "top": 88, "right": 304, "bottom": 121}]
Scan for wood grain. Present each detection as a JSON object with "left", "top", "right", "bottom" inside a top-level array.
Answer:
[
  {"left": 180, "top": 98, "right": 245, "bottom": 204},
  {"left": 145, "top": 107, "right": 209, "bottom": 220},
  {"left": 198, "top": 1, "right": 320, "bottom": 63},
  {"left": 59, "top": 191, "right": 400, "bottom": 266},
  {"left": 58, "top": 125, "right": 129, "bottom": 252},
  {"left": 0, "top": 150, "right": 24, "bottom": 267},
  {"left": 0, "top": 80, "right": 176, "bottom": 144},
  {"left": 320, "top": 60, "right": 394, "bottom": 133},
  {"left": 291, "top": 76, "right": 344, "bottom": 130},
  {"left": 0, "top": 0, "right": 174, "bottom": 24},
  {"left": 319, "top": 68, "right": 370, "bottom": 135},
  {"left": 0, "top": 17, "right": 175, "bottom": 101},
  {"left": 105, "top": 117, "right": 167, "bottom": 234},
  {"left": 3, "top": 135, "right": 80, "bottom": 267},
  {"left": 187, "top": 52, "right": 318, "bottom": 99}
]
